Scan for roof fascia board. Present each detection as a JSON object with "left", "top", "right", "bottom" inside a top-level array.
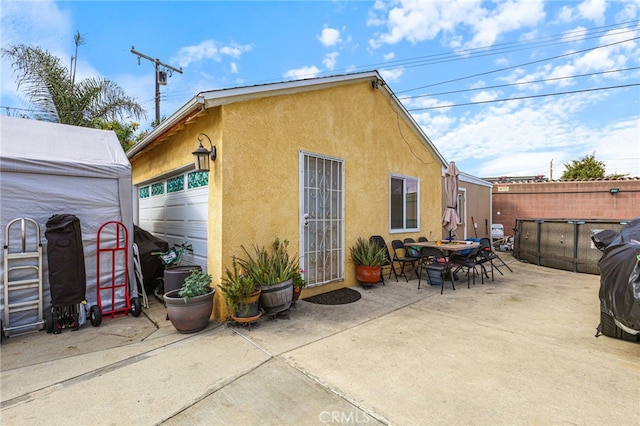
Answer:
[
  {"left": 459, "top": 171, "right": 493, "bottom": 187},
  {"left": 126, "top": 97, "right": 204, "bottom": 158},
  {"left": 199, "top": 71, "right": 380, "bottom": 108}
]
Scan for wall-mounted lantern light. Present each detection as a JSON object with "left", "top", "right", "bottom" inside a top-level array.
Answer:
[
  {"left": 192, "top": 133, "right": 216, "bottom": 172},
  {"left": 609, "top": 188, "right": 620, "bottom": 195}
]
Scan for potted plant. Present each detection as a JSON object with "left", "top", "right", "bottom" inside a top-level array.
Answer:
[
  {"left": 163, "top": 269, "right": 214, "bottom": 333},
  {"left": 291, "top": 269, "right": 307, "bottom": 306},
  {"left": 350, "top": 237, "right": 387, "bottom": 286},
  {"left": 239, "top": 238, "right": 299, "bottom": 315},
  {"left": 220, "top": 256, "right": 262, "bottom": 322}
]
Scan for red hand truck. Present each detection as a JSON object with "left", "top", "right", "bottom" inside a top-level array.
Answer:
[{"left": 89, "top": 221, "right": 141, "bottom": 326}]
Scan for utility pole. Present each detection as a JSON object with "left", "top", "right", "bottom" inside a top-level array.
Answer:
[
  {"left": 130, "top": 46, "right": 183, "bottom": 124},
  {"left": 550, "top": 159, "right": 554, "bottom": 180}
]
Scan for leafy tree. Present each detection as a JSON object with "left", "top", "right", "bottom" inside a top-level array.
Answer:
[
  {"left": 92, "top": 119, "right": 148, "bottom": 151},
  {"left": 2, "top": 41, "right": 145, "bottom": 134},
  {"left": 561, "top": 152, "right": 606, "bottom": 180}
]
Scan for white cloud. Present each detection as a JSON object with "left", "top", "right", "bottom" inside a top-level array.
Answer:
[
  {"left": 230, "top": 63, "right": 238, "bottom": 74},
  {"left": 0, "top": 0, "right": 70, "bottom": 49},
  {"left": 283, "top": 66, "right": 321, "bottom": 80},
  {"left": 616, "top": 0, "right": 640, "bottom": 21},
  {"left": 556, "top": 0, "right": 608, "bottom": 24},
  {"left": 368, "top": 0, "right": 545, "bottom": 50},
  {"left": 562, "top": 26, "right": 587, "bottom": 43},
  {"left": 173, "top": 40, "right": 253, "bottom": 68},
  {"left": 470, "top": 90, "right": 499, "bottom": 103},
  {"left": 465, "top": 0, "right": 546, "bottom": 49},
  {"left": 379, "top": 67, "right": 404, "bottom": 82},
  {"left": 317, "top": 27, "right": 342, "bottom": 47},
  {"left": 577, "top": 0, "right": 608, "bottom": 24},
  {"left": 416, "top": 88, "right": 639, "bottom": 177},
  {"left": 383, "top": 52, "right": 396, "bottom": 61},
  {"left": 1, "top": 0, "right": 71, "bottom": 104},
  {"left": 323, "top": 52, "right": 339, "bottom": 70},
  {"left": 547, "top": 64, "right": 578, "bottom": 87},
  {"left": 367, "top": 0, "right": 389, "bottom": 27},
  {"left": 557, "top": 5, "right": 574, "bottom": 22}
]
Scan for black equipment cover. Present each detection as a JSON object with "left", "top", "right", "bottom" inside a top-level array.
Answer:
[
  {"left": 593, "top": 217, "right": 640, "bottom": 336},
  {"left": 133, "top": 226, "right": 169, "bottom": 293},
  {"left": 45, "top": 214, "right": 86, "bottom": 305}
]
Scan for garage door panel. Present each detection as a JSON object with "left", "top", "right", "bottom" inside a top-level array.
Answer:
[
  {"left": 138, "top": 172, "right": 208, "bottom": 272},
  {"left": 165, "top": 205, "right": 207, "bottom": 222},
  {"left": 162, "top": 223, "right": 206, "bottom": 240},
  {"left": 149, "top": 206, "right": 167, "bottom": 221}
]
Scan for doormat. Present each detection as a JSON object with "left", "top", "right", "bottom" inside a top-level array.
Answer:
[{"left": 303, "top": 288, "right": 362, "bottom": 305}]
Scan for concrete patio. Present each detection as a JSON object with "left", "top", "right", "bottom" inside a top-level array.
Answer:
[{"left": 1, "top": 257, "right": 638, "bottom": 425}]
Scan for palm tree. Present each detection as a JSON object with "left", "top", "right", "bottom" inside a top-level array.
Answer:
[{"left": 2, "top": 43, "right": 145, "bottom": 127}]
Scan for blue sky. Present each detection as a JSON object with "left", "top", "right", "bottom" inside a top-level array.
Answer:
[{"left": 2, "top": 0, "right": 639, "bottom": 178}]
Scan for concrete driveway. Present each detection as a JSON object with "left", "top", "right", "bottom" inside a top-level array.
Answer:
[{"left": 1, "top": 257, "right": 638, "bottom": 425}]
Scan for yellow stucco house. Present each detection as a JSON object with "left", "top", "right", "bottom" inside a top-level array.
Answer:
[{"left": 127, "top": 70, "right": 451, "bottom": 320}]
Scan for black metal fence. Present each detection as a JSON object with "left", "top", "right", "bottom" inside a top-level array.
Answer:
[{"left": 513, "top": 219, "right": 630, "bottom": 275}]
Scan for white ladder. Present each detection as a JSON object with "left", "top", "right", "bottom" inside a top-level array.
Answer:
[{"left": 2, "top": 217, "right": 44, "bottom": 337}]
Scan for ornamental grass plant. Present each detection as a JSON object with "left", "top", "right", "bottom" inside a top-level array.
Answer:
[{"left": 239, "top": 238, "right": 300, "bottom": 286}]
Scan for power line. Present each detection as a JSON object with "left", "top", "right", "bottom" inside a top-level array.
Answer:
[
  {"left": 115, "top": 20, "right": 640, "bottom": 110},
  {"left": 400, "top": 67, "right": 640, "bottom": 99},
  {"left": 159, "top": 22, "right": 640, "bottom": 103},
  {"left": 385, "top": 27, "right": 639, "bottom": 77},
  {"left": 407, "top": 83, "right": 640, "bottom": 111},
  {"left": 398, "top": 35, "right": 640, "bottom": 93}
]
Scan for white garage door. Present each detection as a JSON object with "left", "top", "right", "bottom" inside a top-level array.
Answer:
[{"left": 138, "top": 170, "right": 209, "bottom": 271}]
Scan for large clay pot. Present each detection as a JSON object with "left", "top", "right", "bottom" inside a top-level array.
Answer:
[
  {"left": 163, "top": 288, "right": 214, "bottom": 333},
  {"left": 356, "top": 265, "right": 381, "bottom": 285},
  {"left": 163, "top": 265, "right": 202, "bottom": 293},
  {"left": 259, "top": 278, "right": 293, "bottom": 315}
]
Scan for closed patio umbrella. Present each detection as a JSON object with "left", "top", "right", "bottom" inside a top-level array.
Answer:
[{"left": 442, "top": 161, "right": 461, "bottom": 239}]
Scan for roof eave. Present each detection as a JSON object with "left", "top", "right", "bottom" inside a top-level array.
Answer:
[
  {"left": 126, "top": 96, "right": 205, "bottom": 158},
  {"left": 126, "top": 70, "right": 447, "bottom": 169}
]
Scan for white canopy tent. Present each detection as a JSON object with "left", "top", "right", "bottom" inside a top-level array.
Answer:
[{"left": 0, "top": 116, "right": 135, "bottom": 333}]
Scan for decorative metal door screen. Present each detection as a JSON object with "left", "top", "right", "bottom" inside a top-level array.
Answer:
[{"left": 300, "top": 153, "right": 344, "bottom": 287}]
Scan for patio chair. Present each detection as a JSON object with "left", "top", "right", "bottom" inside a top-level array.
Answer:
[
  {"left": 369, "top": 235, "right": 398, "bottom": 284},
  {"left": 403, "top": 238, "right": 421, "bottom": 259},
  {"left": 450, "top": 246, "right": 483, "bottom": 288},
  {"left": 417, "top": 246, "right": 455, "bottom": 294},
  {"left": 418, "top": 236, "right": 428, "bottom": 242},
  {"left": 476, "top": 237, "right": 513, "bottom": 280},
  {"left": 391, "top": 240, "right": 419, "bottom": 282}
]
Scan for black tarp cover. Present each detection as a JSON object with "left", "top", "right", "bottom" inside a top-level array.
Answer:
[
  {"left": 133, "top": 226, "right": 168, "bottom": 294},
  {"left": 595, "top": 217, "right": 640, "bottom": 335},
  {"left": 45, "top": 214, "right": 86, "bottom": 305}
]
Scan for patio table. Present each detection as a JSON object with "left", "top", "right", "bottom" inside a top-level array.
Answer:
[
  {"left": 406, "top": 240, "right": 483, "bottom": 286},
  {"left": 405, "top": 240, "right": 480, "bottom": 294},
  {"left": 406, "top": 240, "right": 480, "bottom": 254}
]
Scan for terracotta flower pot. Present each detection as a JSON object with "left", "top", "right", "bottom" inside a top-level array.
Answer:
[
  {"left": 356, "top": 265, "right": 381, "bottom": 285},
  {"left": 163, "top": 288, "right": 214, "bottom": 333},
  {"left": 292, "top": 286, "right": 302, "bottom": 302}
]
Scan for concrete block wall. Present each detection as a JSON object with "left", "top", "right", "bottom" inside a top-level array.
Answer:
[{"left": 492, "top": 178, "right": 640, "bottom": 235}]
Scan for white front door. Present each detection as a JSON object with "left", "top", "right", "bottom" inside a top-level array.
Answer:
[
  {"left": 300, "top": 153, "right": 345, "bottom": 287},
  {"left": 137, "top": 170, "right": 209, "bottom": 271}
]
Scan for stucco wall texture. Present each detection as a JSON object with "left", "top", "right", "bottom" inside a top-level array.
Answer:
[
  {"left": 131, "top": 80, "right": 445, "bottom": 320},
  {"left": 492, "top": 179, "right": 640, "bottom": 236}
]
